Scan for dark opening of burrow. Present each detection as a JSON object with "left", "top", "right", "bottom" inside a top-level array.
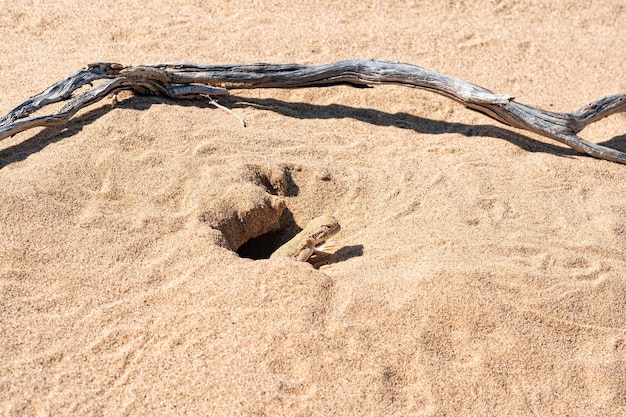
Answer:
[{"left": 236, "top": 209, "right": 301, "bottom": 260}]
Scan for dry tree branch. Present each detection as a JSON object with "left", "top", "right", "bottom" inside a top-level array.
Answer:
[{"left": 1, "top": 59, "right": 625, "bottom": 164}]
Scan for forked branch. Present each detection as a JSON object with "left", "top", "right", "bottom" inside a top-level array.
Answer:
[{"left": 1, "top": 60, "right": 625, "bottom": 164}]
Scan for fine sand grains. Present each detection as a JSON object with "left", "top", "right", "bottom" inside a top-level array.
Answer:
[{"left": 1, "top": 1, "right": 626, "bottom": 416}]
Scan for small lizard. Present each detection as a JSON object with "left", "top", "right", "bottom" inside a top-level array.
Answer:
[{"left": 270, "top": 215, "right": 341, "bottom": 262}]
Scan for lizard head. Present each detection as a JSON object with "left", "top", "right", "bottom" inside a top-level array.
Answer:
[{"left": 306, "top": 215, "right": 341, "bottom": 244}]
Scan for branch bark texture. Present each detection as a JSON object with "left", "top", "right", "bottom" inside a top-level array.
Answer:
[{"left": 1, "top": 60, "right": 625, "bottom": 164}]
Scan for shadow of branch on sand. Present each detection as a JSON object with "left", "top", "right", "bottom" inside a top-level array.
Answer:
[
  {"left": 228, "top": 96, "right": 585, "bottom": 158},
  {"left": 4, "top": 93, "right": 624, "bottom": 169}
]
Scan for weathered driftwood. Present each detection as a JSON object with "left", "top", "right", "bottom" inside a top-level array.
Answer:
[{"left": 1, "top": 59, "right": 625, "bottom": 164}]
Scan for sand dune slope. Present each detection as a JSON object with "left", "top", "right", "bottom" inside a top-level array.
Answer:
[{"left": 1, "top": 1, "right": 625, "bottom": 415}]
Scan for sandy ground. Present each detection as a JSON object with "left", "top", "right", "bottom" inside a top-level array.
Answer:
[{"left": 1, "top": 1, "right": 625, "bottom": 415}]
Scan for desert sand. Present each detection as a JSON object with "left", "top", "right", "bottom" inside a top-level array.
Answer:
[{"left": 1, "top": 1, "right": 625, "bottom": 415}]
